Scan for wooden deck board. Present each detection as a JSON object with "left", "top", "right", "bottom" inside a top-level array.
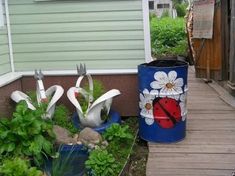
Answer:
[
  {"left": 146, "top": 68, "right": 235, "bottom": 176},
  {"left": 147, "top": 169, "right": 234, "bottom": 176}
]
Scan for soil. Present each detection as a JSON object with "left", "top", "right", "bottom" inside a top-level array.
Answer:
[
  {"left": 126, "top": 136, "right": 148, "bottom": 176},
  {"left": 121, "top": 117, "right": 149, "bottom": 176}
]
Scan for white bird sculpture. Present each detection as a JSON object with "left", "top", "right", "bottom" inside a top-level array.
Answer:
[
  {"left": 11, "top": 69, "right": 64, "bottom": 119},
  {"left": 67, "top": 64, "right": 121, "bottom": 127}
]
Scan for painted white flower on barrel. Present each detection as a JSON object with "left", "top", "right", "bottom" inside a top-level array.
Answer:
[
  {"left": 139, "top": 89, "right": 158, "bottom": 125},
  {"left": 150, "top": 71, "right": 183, "bottom": 100},
  {"left": 180, "top": 87, "right": 188, "bottom": 121}
]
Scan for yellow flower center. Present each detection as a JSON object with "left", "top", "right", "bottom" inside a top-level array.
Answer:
[
  {"left": 166, "top": 83, "right": 174, "bottom": 89},
  {"left": 145, "top": 103, "right": 152, "bottom": 110}
]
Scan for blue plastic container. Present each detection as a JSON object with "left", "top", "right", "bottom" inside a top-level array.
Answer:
[
  {"left": 72, "top": 109, "right": 121, "bottom": 133},
  {"left": 44, "top": 144, "right": 88, "bottom": 176},
  {"left": 138, "top": 59, "right": 188, "bottom": 143}
]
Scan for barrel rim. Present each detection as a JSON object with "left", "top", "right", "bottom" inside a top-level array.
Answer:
[{"left": 139, "top": 59, "right": 189, "bottom": 69}]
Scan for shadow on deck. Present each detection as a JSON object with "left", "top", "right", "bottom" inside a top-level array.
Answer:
[{"left": 146, "top": 67, "right": 235, "bottom": 176}]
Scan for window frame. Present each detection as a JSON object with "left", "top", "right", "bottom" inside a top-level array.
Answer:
[
  {"left": 149, "top": 1, "right": 154, "bottom": 10},
  {"left": 157, "top": 3, "right": 170, "bottom": 9}
]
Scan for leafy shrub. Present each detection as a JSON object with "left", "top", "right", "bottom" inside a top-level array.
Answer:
[
  {"left": 0, "top": 101, "right": 55, "bottom": 166},
  {"left": 103, "top": 123, "right": 133, "bottom": 142},
  {"left": 151, "top": 17, "right": 187, "bottom": 57},
  {"left": 85, "top": 149, "right": 120, "bottom": 176},
  {"left": 161, "top": 9, "right": 170, "bottom": 18},
  {"left": 175, "top": 3, "right": 187, "bottom": 17},
  {"left": 149, "top": 13, "right": 157, "bottom": 21},
  {"left": 0, "top": 157, "right": 43, "bottom": 176},
  {"left": 86, "top": 123, "right": 136, "bottom": 176},
  {"left": 103, "top": 123, "right": 134, "bottom": 166}
]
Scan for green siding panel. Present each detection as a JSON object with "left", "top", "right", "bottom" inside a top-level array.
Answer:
[
  {"left": 0, "top": 34, "right": 8, "bottom": 45},
  {"left": 9, "top": 1, "right": 141, "bottom": 14},
  {"left": 0, "top": 54, "right": 10, "bottom": 65},
  {"left": 14, "top": 50, "right": 144, "bottom": 62},
  {"left": 0, "top": 45, "right": 9, "bottom": 55},
  {"left": 0, "top": 27, "right": 11, "bottom": 75},
  {"left": 11, "top": 21, "right": 143, "bottom": 34},
  {"left": 15, "top": 59, "right": 144, "bottom": 71},
  {"left": 9, "top": 0, "right": 145, "bottom": 71},
  {"left": 10, "top": 11, "right": 143, "bottom": 24},
  {"left": 12, "top": 31, "right": 144, "bottom": 44},
  {"left": 13, "top": 40, "right": 144, "bottom": 53},
  {"left": 0, "top": 63, "right": 11, "bottom": 75}
]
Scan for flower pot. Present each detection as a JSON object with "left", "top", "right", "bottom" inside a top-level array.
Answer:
[
  {"left": 72, "top": 109, "right": 121, "bottom": 133},
  {"left": 44, "top": 144, "right": 88, "bottom": 176}
]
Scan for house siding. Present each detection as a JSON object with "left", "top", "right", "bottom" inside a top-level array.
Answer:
[
  {"left": 0, "top": 1, "right": 11, "bottom": 75},
  {"left": 8, "top": 0, "right": 145, "bottom": 71}
]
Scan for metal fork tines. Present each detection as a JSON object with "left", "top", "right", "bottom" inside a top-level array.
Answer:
[
  {"left": 34, "top": 69, "right": 44, "bottom": 80},
  {"left": 77, "top": 64, "right": 87, "bottom": 76}
]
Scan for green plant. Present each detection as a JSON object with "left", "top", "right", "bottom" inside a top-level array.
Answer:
[
  {"left": 53, "top": 105, "right": 78, "bottom": 134},
  {"left": 150, "top": 17, "right": 187, "bottom": 57},
  {"left": 45, "top": 145, "right": 79, "bottom": 176},
  {"left": 161, "top": 10, "right": 170, "bottom": 18},
  {"left": 0, "top": 101, "right": 55, "bottom": 166},
  {"left": 0, "top": 157, "right": 43, "bottom": 176},
  {"left": 85, "top": 149, "right": 120, "bottom": 176},
  {"left": 149, "top": 13, "right": 157, "bottom": 21},
  {"left": 84, "top": 79, "right": 105, "bottom": 101},
  {"left": 103, "top": 123, "right": 133, "bottom": 142},
  {"left": 175, "top": 3, "right": 187, "bottom": 17},
  {"left": 103, "top": 123, "right": 135, "bottom": 166},
  {"left": 78, "top": 79, "right": 106, "bottom": 114}
]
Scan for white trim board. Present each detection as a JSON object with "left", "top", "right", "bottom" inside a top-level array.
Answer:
[
  {"left": 5, "top": 0, "right": 14, "bottom": 72},
  {"left": 18, "top": 69, "right": 138, "bottom": 76},
  {"left": 142, "top": 0, "right": 153, "bottom": 63}
]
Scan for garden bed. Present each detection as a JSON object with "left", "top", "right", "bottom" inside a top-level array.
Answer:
[{"left": 0, "top": 101, "right": 142, "bottom": 176}]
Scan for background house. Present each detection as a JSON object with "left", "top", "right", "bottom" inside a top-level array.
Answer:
[
  {"left": 149, "top": 0, "right": 177, "bottom": 18},
  {"left": 0, "top": 0, "right": 151, "bottom": 117}
]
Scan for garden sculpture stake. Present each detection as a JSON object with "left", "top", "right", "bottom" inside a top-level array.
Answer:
[
  {"left": 11, "top": 69, "right": 64, "bottom": 119},
  {"left": 67, "top": 64, "right": 121, "bottom": 127}
]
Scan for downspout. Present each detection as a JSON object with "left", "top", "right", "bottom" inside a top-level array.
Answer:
[{"left": 4, "top": 0, "right": 14, "bottom": 72}]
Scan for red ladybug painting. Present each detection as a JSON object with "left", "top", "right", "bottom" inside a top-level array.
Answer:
[{"left": 153, "top": 97, "right": 181, "bottom": 128}]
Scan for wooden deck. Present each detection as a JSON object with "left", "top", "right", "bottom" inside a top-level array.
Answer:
[{"left": 146, "top": 68, "right": 235, "bottom": 176}]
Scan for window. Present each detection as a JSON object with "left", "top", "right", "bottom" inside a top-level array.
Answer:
[
  {"left": 149, "top": 1, "right": 154, "bottom": 10},
  {"left": 0, "top": 0, "right": 4, "bottom": 27},
  {"left": 157, "top": 3, "right": 170, "bottom": 9}
]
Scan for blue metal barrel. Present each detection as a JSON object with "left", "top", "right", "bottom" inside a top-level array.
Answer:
[{"left": 138, "top": 59, "right": 188, "bottom": 143}]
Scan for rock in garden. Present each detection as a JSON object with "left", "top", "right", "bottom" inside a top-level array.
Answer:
[
  {"left": 78, "top": 127, "right": 102, "bottom": 145},
  {"left": 53, "top": 125, "right": 77, "bottom": 145}
]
